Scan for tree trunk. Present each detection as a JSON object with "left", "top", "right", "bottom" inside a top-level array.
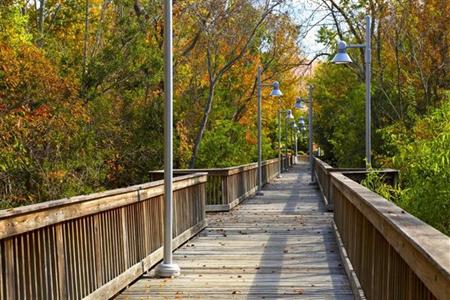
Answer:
[{"left": 189, "top": 81, "right": 216, "bottom": 168}]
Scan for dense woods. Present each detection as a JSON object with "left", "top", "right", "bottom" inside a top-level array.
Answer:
[
  {"left": 0, "top": 0, "right": 303, "bottom": 206},
  {"left": 0, "top": 0, "right": 448, "bottom": 234},
  {"left": 310, "top": 0, "right": 449, "bottom": 235}
]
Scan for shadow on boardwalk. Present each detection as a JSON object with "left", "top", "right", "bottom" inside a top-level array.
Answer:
[{"left": 117, "top": 162, "right": 353, "bottom": 299}]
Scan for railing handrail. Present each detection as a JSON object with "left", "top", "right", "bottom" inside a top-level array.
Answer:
[
  {"left": 331, "top": 171, "right": 450, "bottom": 299},
  {"left": 0, "top": 173, "right": 207, "bottom": 239},
  {"left": 314, "top": 157, "right": 334, "bottom": 169},
  {"left": 315, "top": 157, "right": 398, "bottom": 174},
  {"left": 148, "top": 157, "right": 284, "bottom": 176}
]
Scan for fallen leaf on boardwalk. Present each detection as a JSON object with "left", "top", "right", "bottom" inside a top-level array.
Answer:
[
  {"left": 294, "top": 288, "right": 304, "bottom": 294},
  {"left": 232, "top": 291, "right": 237, "bottom": 294},
  {"left": 283, "top": 249, "right": 288, "bottom": 253}
]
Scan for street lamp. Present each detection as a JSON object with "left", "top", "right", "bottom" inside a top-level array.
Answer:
[
  {"left": 257, "top": 66, "right": 282, "bottom": 196},
  {"left": 286, "top": 109, "right": 294, "bottom": 120},
  {"left": 295, "top": 97, "right": 304, "bottom": 109},
  {"left": 156, "top": 0, "right": 180, "bottom": 278},
  {"left": 332, "top": 15, "right": 372, "bottom": 166},
  {"left": 294, "top": 85, "right": 315, "bottom": 183},
  {"left": 298, "top": 116, "right": 305, "bottom": 126}
]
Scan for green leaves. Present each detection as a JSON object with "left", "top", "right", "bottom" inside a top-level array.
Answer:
[
  {"left": 310, "top": 64, "right": 366, "bottom": 167},
  {"left": 380, "top": 99, "right": 450, "bottom": 235},
  {"left": 196, "top": 120, "right": 256, "bottom": 168},
  {"left": 0, "top": 5, "right": 32, "bottom": 48}
]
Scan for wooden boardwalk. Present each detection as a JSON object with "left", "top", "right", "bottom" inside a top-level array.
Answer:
[{"left": 117, "top": 162, "right": 353, "bottom": 299}]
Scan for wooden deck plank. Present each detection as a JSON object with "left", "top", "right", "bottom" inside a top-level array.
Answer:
[{"left": 117, "top": 162, "right": 353, "bottom": 299}]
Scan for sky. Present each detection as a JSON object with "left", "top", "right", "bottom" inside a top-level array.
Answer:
[{"left": 288, "top": 0, "right": 333, "bottom": 60}]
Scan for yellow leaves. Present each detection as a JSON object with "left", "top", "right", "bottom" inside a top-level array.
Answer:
[
  {"left": 47, "top": 170, "right": 67, "bottom": 182},
  {"left": 176, "top": 121, "right": 193, "bottom": 168}
]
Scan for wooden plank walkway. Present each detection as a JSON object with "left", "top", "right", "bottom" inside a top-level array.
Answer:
[{"left": 117, "top": 162, "right": 353, "bottom": 299}]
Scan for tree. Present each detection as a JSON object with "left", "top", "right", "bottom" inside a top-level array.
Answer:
[{"left": 186, "top": 0, "right": 284, "bottom": 167}]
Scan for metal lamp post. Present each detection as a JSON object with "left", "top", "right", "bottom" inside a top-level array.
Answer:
[
  {"left": 281, "top": 109, "right": 294, "bottom": 172},
  {"left": 295, "top": 84, "right": 315, "bottom": 183},
  {"left": 332, "top": 15, "right": 372, "bottom": 166},
  {"left": 307, "top": 85, "right": 315, "bottom": 183},
  {"left": 156, "top": 0, "right": 180, "bottom": 278},
  {"left": 277, "top": 103, "right": 282, "bottom": 178},
  {"left": 257, "top": 66, "right": 282, "bottom": 195},
  {"left": 292, "top": 122, "right": 298, "bottom": 163},
  {"left": 285, "top": 109, "right": 294, "bottom": 154}
]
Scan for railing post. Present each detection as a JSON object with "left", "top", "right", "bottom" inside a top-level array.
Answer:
[
  {"left": 56, "top": 224, "right": 68, "bottom": 299},
  {"left": 4, "top": 240, "right": 15, "bottom": 299},
  {"left": 221, "top": 174, "right": 228, "bottom": 207}
]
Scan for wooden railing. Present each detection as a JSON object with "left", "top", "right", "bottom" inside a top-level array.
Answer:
[
  {"left": 0, "top": 173, "right": 207, "bottom": 300},
  {"left": 313, "top": 157, "right": 450, "bottom": 298},
  {"left": 330, "top": 172, "right": 450, "bottom": 300},
  {"left": 313, "top": 157, "right": 398, "bottom": 211},
  {"left": 313, "top": 158, "right": 335, "bottom": 210},
  {"left": 150, "top": 156, "right": 292, "bottom": 212}
]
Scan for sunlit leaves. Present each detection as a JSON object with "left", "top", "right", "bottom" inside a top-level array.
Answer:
[{"left": 381, "top": 98, "right": 450, "bottom": 235}]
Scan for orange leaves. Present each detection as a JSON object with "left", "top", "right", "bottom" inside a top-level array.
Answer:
[
  {"left": 245, "top": 129, "right": 257, "bottom": 145},
  {"left": 0, "top": 43, "right": 79, "bottom": 110},
  {"left": 176, "top": 121, "right": 193, "bottom": 168},
  {"left": 32, "top": 104, "right": 51, "bottom": 118},
  {"left": 47, "top": 170, "right": 67, "bottom": 182},
  {"left": 0, "top": 40, "right": 93, "bottom": 204}
]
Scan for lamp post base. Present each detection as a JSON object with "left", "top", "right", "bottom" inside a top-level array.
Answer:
[
  {"left": 277, "top": 174, "right": 282, "bottom": 178},
  {"left": 155, "top": 263, "right": 180, "bottom": 278}
]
